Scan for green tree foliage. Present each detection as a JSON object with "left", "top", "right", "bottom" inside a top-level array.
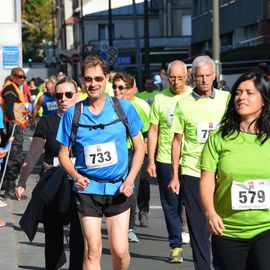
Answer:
[{"left": 22, "top": 0, "right": 55, "bottom": 62}]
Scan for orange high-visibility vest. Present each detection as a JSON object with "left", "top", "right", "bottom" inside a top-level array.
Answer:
[{"left": 1, "top": 80, "right": 28, "bottom": 128}]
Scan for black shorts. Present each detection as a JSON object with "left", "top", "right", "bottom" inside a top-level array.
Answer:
[{"left": 75, "top": 193, "right": 133, "bottom": 217}]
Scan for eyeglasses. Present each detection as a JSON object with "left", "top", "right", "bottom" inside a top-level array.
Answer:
[
  {"left": 112, "top": 84, "right": 128, "bottom": 91},
  {"left": 168, "top": 76, "right": 184, "bottom": 82},
  {"left": 13, "top": 74, "right": 26, "bottom": 80},
  {"left": 82, "top": 76, "right": 105, "bottom": 83},
  {"left": 55, "top": 92, "right": 75, "bottom": 100}
]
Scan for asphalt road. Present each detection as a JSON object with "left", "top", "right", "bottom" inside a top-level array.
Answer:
[{"left": 1, "top": 128, "right": 196, "bottom": 270}]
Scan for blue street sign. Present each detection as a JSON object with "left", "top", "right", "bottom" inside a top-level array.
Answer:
[
  {"left": 3, "top": 46, "right": 19, "bottom": 69},
  {"left": 118, "top": 56, "right": 131, "bottom": 65}
]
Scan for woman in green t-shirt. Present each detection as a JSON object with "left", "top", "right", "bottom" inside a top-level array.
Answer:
[{"left": 199, "top": 70, "right": 270, "bottom": 270}]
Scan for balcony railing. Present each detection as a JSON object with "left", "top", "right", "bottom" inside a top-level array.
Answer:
[
  {"left": 235, "top": 35, "right": 270, "bottom": 48},
  {"left": 82, "top": 36, "right": 191, "bottom": 51}
]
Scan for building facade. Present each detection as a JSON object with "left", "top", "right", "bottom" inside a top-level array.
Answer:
[
  {"left": 191, "top": 0, "right": 270, "bottom": 73},
  {"left": 56, "top": 0, "right": 192, "bottom": 79}
]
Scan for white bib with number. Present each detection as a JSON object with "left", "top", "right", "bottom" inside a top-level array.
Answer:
[
  {"left": 46, "top": 101, "right": 58, "bottom": 111},
  {"left": 166, "top": 107, "right": 174, "bottom": 125},
  {"left": 196, "top": 122, "right": 218, "bottom": 143},
  {"left": 231, "top": 180, "right": 270, "bottom": 210},
  {"left": 84, "top": 141, "right": 118, "bottom": 169}
]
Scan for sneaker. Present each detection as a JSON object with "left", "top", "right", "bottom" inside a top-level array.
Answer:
[
  {"left": 169, "top": 247, "right": 183, "bottom": 263},
  {"left": 0, "top": 197, "right": 7, "bottom": 207},
  {"left": 3, "top": 189, "right": 16, "bottom": 200},
  {"left": 139, "top": 211, "right": 149, "bottom": 227},
  {"left": 0, "top": 220, "right": 6, "bottom": 228},
  {"left": 182, "top": 232, "right": 190, "bottom": 244},
  {"left": 128, "top": 229, "right": 139, "bottom": 243}
]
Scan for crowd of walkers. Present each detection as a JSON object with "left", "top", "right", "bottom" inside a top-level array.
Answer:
[{"left": 0, "top": 54, "right": 269, "bottom": 270}]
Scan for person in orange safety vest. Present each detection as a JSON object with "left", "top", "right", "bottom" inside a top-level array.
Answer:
[{"left": 1, "top": 67, "right": 28, "bottom": 198}]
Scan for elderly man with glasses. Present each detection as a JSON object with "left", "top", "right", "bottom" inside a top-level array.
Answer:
[{"left": 1, "top": 67, "right": 28, "bottom": 199}]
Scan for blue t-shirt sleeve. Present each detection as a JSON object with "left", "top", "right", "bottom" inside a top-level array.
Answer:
[
  {"left": 0, "top": 107, "right": 4, "bottom": 129},
  {"left": 56, "top": 105, "right": 75, "bottom": 147},
  {"left": 3, "top": 142, "right": 11, "bottom": 151},
  {"left": 119, "top": 99, "right": 144, "bottom": 137}
]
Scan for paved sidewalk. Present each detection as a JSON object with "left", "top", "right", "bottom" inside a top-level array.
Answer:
[{"left": 0, "top": 197, "right": 18, "bottom": 270}]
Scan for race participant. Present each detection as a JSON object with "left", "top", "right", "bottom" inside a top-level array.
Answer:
[
  {"left": 126, "top": 80, "right": 151, "bottom": 228},
  {"left": 137, "top": 77, "right": 159, "bottom": 106},
  {"left": 16, "top": 77, "right": 83, "bottom": 270},
  {"left": 147, "top": 60, "right": 192, "bottom": 263},
  {"left": 31, "top": 79, "right": 58, "bottom": 129},
  {"left": 57, "top": 55, "right": 145, "bottom": 270},
  {"left": 199, "top": 70, "right": 270, "bottom": 270},
  {"left": 113, "top": 72, "right": 150, "bottom": 240},
  {"left": 170, "top": 55, "right": 230, "bottom": 270}
]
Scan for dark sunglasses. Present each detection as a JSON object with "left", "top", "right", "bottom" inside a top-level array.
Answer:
[
  {"left": 112, "top": 84, "right": 128, "bottom": 91},
  {"left": 13, "top": 74, "right": 26, "bottom": 80},
  {"left": 82, "top": 76, "right": 105, "bottom": 83},
  {"left": 55, "top": 92, "right": 74, "bottom": 100}
]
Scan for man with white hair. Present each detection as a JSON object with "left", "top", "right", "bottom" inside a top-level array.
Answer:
[{"left": 170, "top": 55, "right": 230, "bottom": 270}]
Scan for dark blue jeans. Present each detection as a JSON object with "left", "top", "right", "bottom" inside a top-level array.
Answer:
[{"left": 156, "top": 161, "right": 182, "bottom": 248}]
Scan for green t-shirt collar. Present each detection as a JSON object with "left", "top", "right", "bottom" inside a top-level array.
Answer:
[{"left": 192, "top": 87, "right": 216, "bottom": 100}]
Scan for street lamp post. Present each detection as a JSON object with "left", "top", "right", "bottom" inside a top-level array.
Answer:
[
  {"left": 212, "top": 0, "right": 221, "bottom": 82},
  {"left": 132, "top": 0, "right": 143, "bottom": 90},
  {"left": 144, "top": 0, "right": 150, "bottom": 79},
  {"left": 108, "top": 0, "right": 113, "bottom": 48},
  {"left": 80, "top": 0, "right": 85, "bottom": 59}
]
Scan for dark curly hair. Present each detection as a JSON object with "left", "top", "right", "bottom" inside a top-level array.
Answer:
[
  {"left": 112, "top": 72, "right": 135, "bottom": 89},
  {"left": 219, "top": 69, "right": 270, "bottom": 144}
]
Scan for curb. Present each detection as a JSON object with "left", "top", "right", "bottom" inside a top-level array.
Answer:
[{"left": 0, "top": 199, "right": 18, "bottom": 270}]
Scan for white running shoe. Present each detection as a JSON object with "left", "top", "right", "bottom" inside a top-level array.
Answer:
[
  {"left": 182, "top": 232, "right": 190, "bottom": 244},
  {"left": 128, "top": 229, "right": 139, "bottom": 243}
]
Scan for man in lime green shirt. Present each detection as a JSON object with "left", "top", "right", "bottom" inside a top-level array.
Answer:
[
  {"left": 137, "top": 78, "right": 159, "bottom": 106},
  {"left": 147, "top": 60, "right": 192, "bottom": 263},
  {"left": 170, "top": 55, "right": 230, "bottom": 270}
]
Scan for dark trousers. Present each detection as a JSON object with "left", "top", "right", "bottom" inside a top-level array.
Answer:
[
  {"left": 42, "top": 190, "right": 84, "bottom": 270},
  {"left": 181, "top": 175, "right": 211, "bottom": 270},
  {"left": 128, "top": 150, "right": 141, "bottom": 229},
  {"left": 156, "top": 162, "right": 182, "bottom": 248},
  {"left": 212, "top": 229, "right": 270, "bottom": 270},
  {"left": 43, "top": 194, "right": 67, "bottom": 270},
  {"left": 137, "top": 156, "right": 151, "bottom": 213},
  {"left": 3, "top": 124, "right": 24, "bottom": 189}
]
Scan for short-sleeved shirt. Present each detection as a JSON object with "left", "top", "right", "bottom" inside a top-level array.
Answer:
[
  {"left": 0, "top": 107, "right": 4, "bottom": 129},
  {"left": 34, "top": 113, "right": 60, "bottom": 165},
  {"left": 199, "top": 130, "right": 270, "bottom": 239},
  {"left": 127, "top": 97, "right": 149, "bottom": 149},
  {"left": 149, "top": 87, "right": 192, "bottom": 163},
  {"left": 56, "top": 96, "right": 143, "bottom": 195},
  {"left": 137, "top": 90, "right": 159, "bottom": 106},
  {"left": 42, "top": 93, "right": 58, "bottom": 116},
  {"left": 171, "top": 89, "right": 230, "bottom": 177},
  {"left": 131, "top": 97, "right": 150, "bottom": 134}
]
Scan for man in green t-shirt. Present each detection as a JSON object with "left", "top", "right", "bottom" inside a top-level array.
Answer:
[
  {"left": 147, "top": 60, "right": 192, "bottom": 263},
  {"left": 170, "top": 55, "right": 230, "bottom": 270},
  {"left": 137, "top": 78, "right": 159, "bottom": 106}
]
